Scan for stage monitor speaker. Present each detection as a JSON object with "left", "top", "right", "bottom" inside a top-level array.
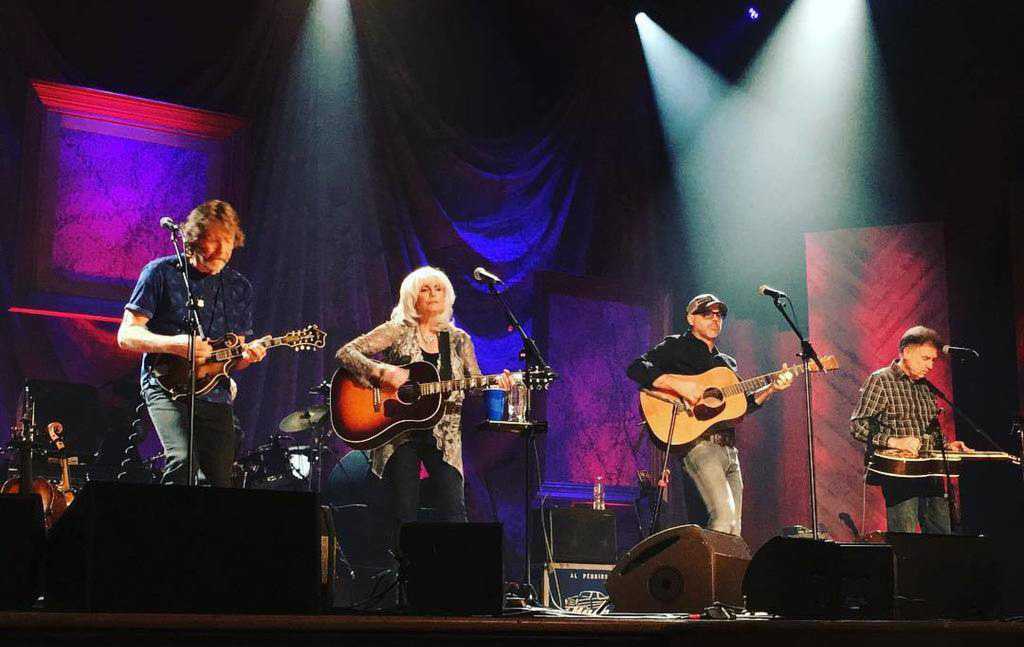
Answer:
[
  {"left": 46, "top": 482, "right": 320, "bottom": 613},
  {"left": 0, "top": 494, "right": 45, "bottom": 610},
  {"left": 532, "top": 507, "right": 617, "bottom": 564},
  {"left": 399, "top": 522, "right": 503, "bottom": 614},
  {"left": 606, "top": 524, "right": 750, "bottom": 613},
  {"left": 744, "top": 537, "right": 894, "bottom": 619},
  {"left": 866, "top": 531, "right": 999, "bottom": 619}
]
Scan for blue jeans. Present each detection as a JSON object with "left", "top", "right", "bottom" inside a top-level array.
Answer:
[
  {"left": 143, "top": 385, "right": 236, "bottom": 487},
  {"left": 683, "top": 439, "right": 743, "bottom": 535},
  {"left": 882, "top": 478, "right": 951, "bottom": 534}
]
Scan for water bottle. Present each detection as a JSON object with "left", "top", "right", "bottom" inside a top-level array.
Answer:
[{"left": 592, "top": 476, "right": 605, "bottom": 511}]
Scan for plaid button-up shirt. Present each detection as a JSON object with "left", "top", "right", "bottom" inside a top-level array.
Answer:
[{"left": 849, "top": 359, "right": 942, "bottom": 450}]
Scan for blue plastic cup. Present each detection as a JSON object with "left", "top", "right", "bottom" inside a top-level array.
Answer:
[{"left": 483, "top": 387, "right": 507, "bottom": 421}]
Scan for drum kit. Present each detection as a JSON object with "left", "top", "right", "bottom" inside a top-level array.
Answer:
[{"left": 234, "top": 383, "right": 334, "bottom": 492}]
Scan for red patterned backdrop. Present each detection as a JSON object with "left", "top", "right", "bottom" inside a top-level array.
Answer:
[{"left": 804, "top": 222, "right": 954, "bottom": 540}]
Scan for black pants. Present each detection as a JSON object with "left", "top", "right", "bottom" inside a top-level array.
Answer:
[
  {"left": 143, "top": 385, "right": 236, "bottom": 487},
  {"left": 381, "top": 430, "right": 466, "bottom": 548}
]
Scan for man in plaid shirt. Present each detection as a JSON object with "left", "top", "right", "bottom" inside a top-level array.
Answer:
[{"left": 849, "top": 325, "right": 972, "bottom": 534}]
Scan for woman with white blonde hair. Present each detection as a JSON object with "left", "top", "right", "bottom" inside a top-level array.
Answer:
[
  {"left": 336, "top": 266, "right": 510, "bottom": 546},
  {"left": 389, "top": 266, "right": 456, "bottom": 326}
]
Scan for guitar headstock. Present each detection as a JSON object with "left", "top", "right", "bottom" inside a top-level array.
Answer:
[
  {"left": 808, "top": 355, "right": 839, "bottom": 372},
  {"left": 283, "top": 324, "right": 327, "bottom": 352},
  {"left": 523, "top": 366, "right": 558, "bottom": 390}
]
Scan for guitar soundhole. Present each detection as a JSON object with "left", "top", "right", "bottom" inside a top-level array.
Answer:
[
  {"left": 700, "top": 387, "right": 724, "bottom": 407},
  {"left": 396, "top": 383, "right": 421, "bottom": 404},
  {"left": 693, "top": 387, "right": 726, "bottom": 420}
]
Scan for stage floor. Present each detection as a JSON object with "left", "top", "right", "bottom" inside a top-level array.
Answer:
[{"left": 3, "top": 610, "right": 1024, "bottom": 647}]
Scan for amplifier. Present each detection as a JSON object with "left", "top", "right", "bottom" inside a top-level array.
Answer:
[
  {"left": 542, "top": 562, "right": 614, "bottom": 613},
  {"left": 532, "top": 507, "right": 617, "bottom": 564}
]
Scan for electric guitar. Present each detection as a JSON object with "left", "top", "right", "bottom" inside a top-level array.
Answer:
[
  {"left": 152, "top": 324, "right": 326, "bottom": 400},
  {"left": 867, "top": 448, "right": 1021, "bottom": 478},
  {"left": 330, "top": 361, "right": 555, "bottom": 450},
  {"left": 639, "top": 356, "right": 839, "bottom": 447}
]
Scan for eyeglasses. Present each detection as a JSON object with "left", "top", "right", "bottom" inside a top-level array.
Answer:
[{"left": 696, "top": 311, "right": 725, "bottom": 320}]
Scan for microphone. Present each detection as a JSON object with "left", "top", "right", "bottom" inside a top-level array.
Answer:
[
  {"left": 472, "top": 267, "right": 503, "bottom": 284},
  {"left": 159, "top": 217, "right": 181, "bottom": 232},
  {"left": 943, "top": 345, "right": 980, "bottom": 359},
  {"left": 757, "top": 284, "right": 788, "bottom": 299}
]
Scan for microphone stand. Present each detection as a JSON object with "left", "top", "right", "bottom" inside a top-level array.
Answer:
[
  {"left": 926, "top": 381, "right": 1004, "bottom": 453},
  {"left": 930, "top": 419, "right": 959, "bottom": 531},
  {"left": 1014, "top": 418, "right": 1024, "bottom": 485},
  {"left": 767, "top": 295, "right": 824, "bottom": 540},
  {"left": 480, "top": 278, "right": 556, "bottom": 597},
  {"left": 16, "top": 385, "right": 35, "bottom": 497},
  {"left": 925, "top": 382, "right": 1011, "bottom": 525},
  {"left": 168, "top": 229, "right": 204, "bottom": 487}
]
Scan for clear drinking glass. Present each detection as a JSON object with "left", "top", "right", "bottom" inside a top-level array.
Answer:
[{"left": 506, "top": 374, "right": 529, "bottom": 423}]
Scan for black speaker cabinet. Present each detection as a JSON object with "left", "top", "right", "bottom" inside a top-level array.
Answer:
[
  {"left": 867, "top": 531, "right": 999, "bottom": 619},
  {"left": 532, "top": 507, "right": 617, "bottom": 564},
  {"left": 0, "top": 494, "right": 45, "bottom": 610},
  {"left": 607, "top": 524, "right": 750, "bottom": 613},
  {"left": 46, "top": 483, "right": 321, "bottom": 613},
  {"left": 744, "top": 537, "right": 895, "bottom": 619},
  {"left": 399, "top": 522, "right": 503, "bottom": 614}
]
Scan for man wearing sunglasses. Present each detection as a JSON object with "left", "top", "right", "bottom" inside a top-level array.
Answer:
[{"left": 627, "top": 294, "right": 792, "bottom": 536}]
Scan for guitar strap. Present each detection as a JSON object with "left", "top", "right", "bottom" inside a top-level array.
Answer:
[{"left": 438, "top": 330, "right": 453, "bottom": 381}]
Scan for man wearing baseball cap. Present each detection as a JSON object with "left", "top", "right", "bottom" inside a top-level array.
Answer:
[{"left": 627, "top": 293, "right": 793, "bottom": 535}]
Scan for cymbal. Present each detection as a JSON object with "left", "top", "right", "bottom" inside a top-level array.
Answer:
[{"left": 278, "top": 405, "right": 328, "bottom": 433}]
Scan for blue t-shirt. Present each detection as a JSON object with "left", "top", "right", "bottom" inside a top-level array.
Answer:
[{"left": 125, "top": 255, "right": 255, "bottom": 404}]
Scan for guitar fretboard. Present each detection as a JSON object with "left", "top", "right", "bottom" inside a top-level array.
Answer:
[
  {"left": 720, "top": 363, "right": 813, "bottom": 398},
  {"left": 418, "top": 373, "right": 519, "bottom": 395},
  {"left": 921, "top": 451, "right": 1018, "bottom": 460},
  {"left": 210, "top": 335, "right": 295, "bottom": 362}
]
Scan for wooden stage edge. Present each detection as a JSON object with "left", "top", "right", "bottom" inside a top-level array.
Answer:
[{"left": 3, "top": 612, "right": 1024, "bottom": 646}]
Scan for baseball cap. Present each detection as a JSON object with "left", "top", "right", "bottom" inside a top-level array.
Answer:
[{"left": 686, "top": 293, "right": 728, "bottom": 317}]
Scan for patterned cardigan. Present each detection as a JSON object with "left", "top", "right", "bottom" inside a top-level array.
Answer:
[{"left": 335, "top": 319, "right": 481, "bottom": 477}]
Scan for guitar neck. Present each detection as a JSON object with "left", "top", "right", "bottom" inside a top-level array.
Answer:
[
  {"left": 419, "top": 373, "right": 512, "bottom": 396},
  {"left": 930, "top": 450, "right": 1017, "bottom": 460},
  {"left": 48, "top": 423, "right": 71, "bottom": 491},
  {"left": 210, "top": 335, "right": 287, "bottom": 362},
  {"left": 724, "top": 363, "right": 813, "bottom": 398}
]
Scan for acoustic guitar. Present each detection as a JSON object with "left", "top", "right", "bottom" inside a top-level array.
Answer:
[
  {"left": 639, "top": 356, "right": 839, "bottom": 447},
  {"left": 867, "top": 448, "right": 1021, "bottom": 479},
  {"left": 330, "top": 362, "right": 555, "bottom": 450},
  {"left": 152, "top": 324, "right": 326, "bottom": 400}
]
